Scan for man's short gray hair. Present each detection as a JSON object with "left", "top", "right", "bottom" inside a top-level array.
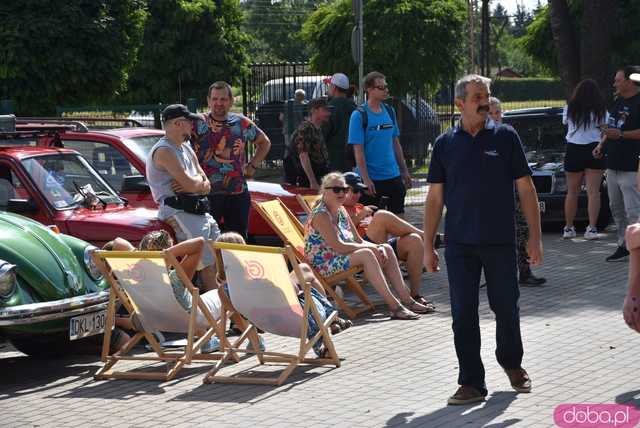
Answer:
[
  {"left": 454, "top": 74, "right": 492, "bottom": 100},
  {"left": 489, "top": 96, "right": 501, "bottom": 107}
]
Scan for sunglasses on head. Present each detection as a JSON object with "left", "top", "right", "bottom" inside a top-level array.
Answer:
[{"left": 325, "top": 186, "right": 350, "bottom": 194}]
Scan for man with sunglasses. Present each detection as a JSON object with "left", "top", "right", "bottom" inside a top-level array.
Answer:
[
  {"left": 191, "top": 81, "right": 271, "bottom": 240},
  {"left": 147, "top": 104, "right": 220, "bottom": 292},
  {"left": 348, "top": 71, "right": 412, "bottom": 217}
]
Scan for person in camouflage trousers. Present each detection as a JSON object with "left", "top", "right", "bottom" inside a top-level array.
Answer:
[
  {"left": 491, "top": 97, "right": 546, "bottom": 286},
  {"left": 515, "top": 195, "right": 546, "bottom": 286}
]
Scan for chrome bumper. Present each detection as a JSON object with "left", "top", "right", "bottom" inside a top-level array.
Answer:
[{"left": 0, "top": 291, "right": 110, "bottom": 326}]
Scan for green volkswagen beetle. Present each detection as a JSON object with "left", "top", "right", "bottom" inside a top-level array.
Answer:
[{"left": 0, "top": 211, "right": 109, "bottom": 356}]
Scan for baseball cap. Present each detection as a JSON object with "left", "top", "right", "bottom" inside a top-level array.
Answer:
[
  {"left": 162, "top": 104, "right": 200, "bottom": 123},
  {"left": 631, "top": 73, "right": 640, "bottom": 83},
  {"left": 307, "top": 97, "right": 331, "bottom": 111},
  {"left": 323, "top": 73, "right": 350, "bottom": 90},
  {"left": 343, "top": 172, "right": 368, "bottom": 191}
]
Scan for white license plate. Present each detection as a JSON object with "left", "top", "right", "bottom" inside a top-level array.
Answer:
[
  {"left": 69, "top": 310, "right": 107, "bottom": 341},
  {"left": 539, "top": 201, "right": 546, "bottom": 214}
]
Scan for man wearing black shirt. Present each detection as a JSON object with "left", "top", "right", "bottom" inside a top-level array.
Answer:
[
  {"left": 424, "top": 74, "right": 542, "bottom": 405},
  {"left": 594, "top": 66, "right": 640, "bottom": 261}
]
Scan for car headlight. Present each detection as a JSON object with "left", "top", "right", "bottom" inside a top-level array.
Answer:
[
  {"left": 0, "top": 261, "right": 17, "bottom": 299},
  {"left": 554, "top": 174, "right": 567, "bottom": 193},
  {"left": 83, "top": 246, "right": 103, "bottom": 281}
]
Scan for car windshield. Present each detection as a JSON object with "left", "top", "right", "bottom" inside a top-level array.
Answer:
[
  {"left": 122, "top": 135, "right": 163, "bottom": 162},
  {"left": 505, "top": 114, "right": 566, "bottom": 152},
  {"left": 21, "top": 153, "right": 122, "bottom": 210}
]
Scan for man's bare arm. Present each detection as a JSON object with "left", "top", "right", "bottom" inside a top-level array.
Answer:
[{"left": 154, "top": 147, "right": 209, "bottom": 194}]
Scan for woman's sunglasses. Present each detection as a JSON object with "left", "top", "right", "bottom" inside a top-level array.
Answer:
[{"left": 325, "top": 186, "right": 350, "bottom": 194}]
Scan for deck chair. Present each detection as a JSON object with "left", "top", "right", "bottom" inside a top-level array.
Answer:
[
  {"left": 203, "top": 242, "right": 339, "bottom": 386},
  {"left": 92, "top": 250, "right": 238, "bottom": 381},
  {"left": 252, "top": 199, "right": 374, "bottom": 319},
  {"left": 296, "top": 194, "right": 321, "bottom": 215}
]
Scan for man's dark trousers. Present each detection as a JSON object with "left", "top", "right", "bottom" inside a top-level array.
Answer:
[{"left": 445, "top": 242, "right": 524, "bottom": 394}]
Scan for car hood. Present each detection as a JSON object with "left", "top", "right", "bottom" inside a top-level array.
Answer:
[
  {"left": 0, "top": 213, "right": 87, "bottom": 301},
  {"left": 526, "top": 149, "right": 565, "bottom": 173},
  {"left": 63, "top": 206, "right": 167, "bottom": 245},
  {"left": 248, "top": 181, "right": 316, "bottom": 214}
]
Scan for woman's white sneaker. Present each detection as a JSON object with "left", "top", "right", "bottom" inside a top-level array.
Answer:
[
  {"left": 584, "top": 226, "right": 599, "bottom": 240},
  {"left": 562, "top": 226, "right": 576, "bottom": 239}
]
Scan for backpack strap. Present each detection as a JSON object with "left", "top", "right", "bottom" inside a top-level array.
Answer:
[{"left": 357, "top": 104, "right": 368, "bottom": 132}]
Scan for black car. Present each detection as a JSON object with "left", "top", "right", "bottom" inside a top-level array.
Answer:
[{"left": 502, "top": 107, "right": 611, "bottom": 230}]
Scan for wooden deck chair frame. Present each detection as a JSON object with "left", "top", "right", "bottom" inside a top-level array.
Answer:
[
  {"left": 203, "top": 242, "right": 340, "bottom": 386},
  {"left": 92, "top": 250, "right": 239, "bottom": 382},
  {"left": 296, "top": 194, "right": 321, "bottom": 215},
  {"left": 252, "top": 198, "right": 374, "bottom": 319}
]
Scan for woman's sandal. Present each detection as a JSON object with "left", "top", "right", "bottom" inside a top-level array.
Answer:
[
  {"left": 412, "top": 295, "right": 436, "bottom": 311},
  {"left": 390, "top": 306, "right": 421, "bottom": 320},
  {"left": 405, "top": 300, "right": 436, "bottom": 314}
]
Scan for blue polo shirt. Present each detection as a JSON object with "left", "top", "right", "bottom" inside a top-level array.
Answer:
[{"left": 427, "top": 121, "right": 531, "bottom": 245}]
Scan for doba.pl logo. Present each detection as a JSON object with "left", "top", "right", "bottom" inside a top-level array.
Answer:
[{"left": 554, "top": 404, "right": 640, "bottom": 427}]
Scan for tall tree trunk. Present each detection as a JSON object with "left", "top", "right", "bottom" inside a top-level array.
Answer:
[
  {"left": 549, "top": 0, "right": 580, "bottom": 96},
  {"left": 580, "top": 0, "right": 617, "bottom": 98}
]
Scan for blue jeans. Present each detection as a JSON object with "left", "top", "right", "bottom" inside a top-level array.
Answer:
[
  {"left": 297, "top": 287, "right": 334, "bottom": 356},
  {"left": 445, "top": 243, "right": 524, "bottom": 394},
  {"left": 209, "top": 189, "right": 251, "bottom": 240}
]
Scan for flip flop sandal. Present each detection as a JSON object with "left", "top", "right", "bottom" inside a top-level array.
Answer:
[
  {"left": 412, "top": 295, "right": 436, "bottom": 310},
  {"left": 405, "top": 301, "right": 435, "bottom": 314},
  {"left": 390, "top": 307, "right": 420, "bottom": 320}
]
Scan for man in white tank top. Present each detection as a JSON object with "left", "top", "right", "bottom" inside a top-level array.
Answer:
[{"left": 147, "top": 104, "right": 220, "bottom": 292}]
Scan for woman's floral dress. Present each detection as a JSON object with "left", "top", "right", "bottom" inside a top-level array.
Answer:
[{"left": 304, "top": 200, "right": 354, "bottom": 277}]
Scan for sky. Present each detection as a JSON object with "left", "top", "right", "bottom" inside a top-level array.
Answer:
[{"left": 496, "top": 0, "right": 547, "bottom": 15}]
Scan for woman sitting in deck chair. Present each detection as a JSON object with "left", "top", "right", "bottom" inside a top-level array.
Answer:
[
  {"left": 216, "top": 231, "right": 352, "bottom": 357},
  {"left": 104, "top": 231, "right": 225, "bottom": 353},
  {"left": 304, "top": 172, "right": 431, "bottom": 320}
]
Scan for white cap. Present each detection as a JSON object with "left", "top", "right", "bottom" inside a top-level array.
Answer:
[
  {"left": 631, "top": 73, "right": 640, "bottom": 83},
  {"left": 324, "top": 73, "right": 349, "bottom": 90}
]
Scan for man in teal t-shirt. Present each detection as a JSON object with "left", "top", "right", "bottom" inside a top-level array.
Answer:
[{"left": 348, "top": 71, "right": 411, "bottom": 216}]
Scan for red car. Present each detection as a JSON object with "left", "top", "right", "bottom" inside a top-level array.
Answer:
[
  {"left": 0, "top": 143, "right": 171, "bottom": 248},
  {"left": 26, "top": 123, "right": 313, "bottom": 243}
]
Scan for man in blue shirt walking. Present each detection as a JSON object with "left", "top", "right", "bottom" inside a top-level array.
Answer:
[
  {"left": 423, "top": 74, "right": 543, "bottom": 405},
  {"left": 348, "top": 71, "right": 412, "bottom": 217}
]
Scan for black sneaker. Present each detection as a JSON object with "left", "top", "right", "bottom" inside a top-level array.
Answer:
[
  {"left": 519, "top": 272, "right": 546, "bottom": 286},
  {"left": 606, "top": 246, "right": 629, "bottom": 262}
]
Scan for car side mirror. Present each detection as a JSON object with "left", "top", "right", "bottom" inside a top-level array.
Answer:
[
  {"left": 7, "top": 198, "right": 38, "bottom": 214},
  {"left": 121, "top": 175, "right": 150, "bottom": 193}
]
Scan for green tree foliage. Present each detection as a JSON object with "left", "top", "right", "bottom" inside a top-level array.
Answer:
[
  {"left": 521, "top": 0, "right": 640, "bottom": 79},
  {"left": 0, "top": 0, "right": 146, "bottom": 115},
  {"left": 242, "top": 0, "right": 327, "bottom": 62},
  {"left": 491, "top": 2, "right": 550, "bottom": 77},
  {"left": 126, "top": 0, "right": 249, "bottom": 105},
  {"left": 302, "top": 0, "right": 466, "bottom": 95}
]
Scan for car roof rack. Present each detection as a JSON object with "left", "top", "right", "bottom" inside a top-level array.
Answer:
[
  {"left": 16, "top": 117, "right": 146, "bottom": 131},
  {"left": 16, "top": 118, "right": 90, "bottom": 132}
]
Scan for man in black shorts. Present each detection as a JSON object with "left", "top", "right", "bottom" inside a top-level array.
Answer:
[{"left": 347, "top": 71, "right": 411, "bottom": 217}]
